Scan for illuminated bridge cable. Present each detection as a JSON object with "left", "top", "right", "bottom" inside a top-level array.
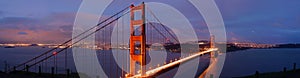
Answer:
[
  {"left": 24, "top": 10, "right": 130, "bottom": 70},
  {"left": 146, "top": 20, "right": 169, "bottom": 42},
  {"left": 147, "top": 7, "right": 179, "bottom": 43},
  {"left": 12, "top": 6, "right": 131, "bottom": 71}
]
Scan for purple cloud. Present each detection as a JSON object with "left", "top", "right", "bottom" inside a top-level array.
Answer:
[{"left": 17, "top": 31, "right": 28, "bottom": 35}]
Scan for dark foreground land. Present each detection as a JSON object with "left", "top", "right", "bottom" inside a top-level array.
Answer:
[
  {"left": 0, "top": 71, "right": 79, "bottom": 78},
  {"left": 237, "top": 69, "right": 300, "bottom": 78},
  {"left": 2, "top": 69, "right": 300, "bottom": 78}
]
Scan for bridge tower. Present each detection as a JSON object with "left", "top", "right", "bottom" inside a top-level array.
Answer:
[
  {"left": 210, "top": 35, "right": 217, "bottom": 59},
  {"left": 128, "top": 2, "right": 146, "bottom": 77},
  {"left": 210, "top": 35, "right": 215, "bottom": 48}
]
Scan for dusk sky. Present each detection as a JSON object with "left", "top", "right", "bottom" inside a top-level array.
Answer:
[{"left": 0, "top": 0, "right": 299, "bottom": 44}]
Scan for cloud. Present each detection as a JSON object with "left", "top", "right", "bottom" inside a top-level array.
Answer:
[
  {"left": 59, "top": 25, "right": 73, "bottom": 32},
  {"left": 17, "top": 31, "right": 28, "bottom": 35},
  {"left": 0, "top": 17, "right": 38, "bottom": 30},
  {"left": 0, "top": 17, "right": 35, "bottom": 23}
]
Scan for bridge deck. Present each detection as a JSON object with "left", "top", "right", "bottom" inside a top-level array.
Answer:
[{"left": 129, "top": 48, "right": 218, "bottom": 78}]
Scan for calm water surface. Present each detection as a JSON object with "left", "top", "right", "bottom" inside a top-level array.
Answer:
[{"left": 221, "top": 48, "right": 300, "bottom": 77}]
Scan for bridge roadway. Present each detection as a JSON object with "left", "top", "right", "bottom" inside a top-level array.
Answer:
[{"left": 128, "top": 48, "right": 218, "bottom": 78}]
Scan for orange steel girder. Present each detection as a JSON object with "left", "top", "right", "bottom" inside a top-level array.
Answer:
[{"left": 128, "top": 2, "right": 146, "bottom": 77}]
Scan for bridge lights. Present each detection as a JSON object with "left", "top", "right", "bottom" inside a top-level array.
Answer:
[
  {"left": 125, "top": 74, "right": 130, "bottom": 77},
  {"left": 52, "top": 51, "right": 58, "bottom": 55}
]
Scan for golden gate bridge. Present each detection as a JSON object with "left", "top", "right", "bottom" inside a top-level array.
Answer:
[{"left": 8, "top": 2, "right": 220, "bottom": 78}]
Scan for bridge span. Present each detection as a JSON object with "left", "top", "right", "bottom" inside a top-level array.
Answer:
[{"left": 128, "top": 48, "right": 218, "bottom": 78}]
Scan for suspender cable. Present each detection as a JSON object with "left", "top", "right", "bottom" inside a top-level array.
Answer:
[
  {"left": 147, "top": 7, "right": 179, "bottom": 43},
  {"left": 146, "top": 20, "right": 168, "bottom": 42},
  {"left": 109, "top": 17, "right": 112, "bottom": 77},
  {"left": 116, "top": 14, "right": 119, "bottom": 77},
  {"left": 121, "top": 13, "right": 125, "bottom": 77},
  {"left": 65, "top": 46, "right": 67, "bottom": 74}
]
